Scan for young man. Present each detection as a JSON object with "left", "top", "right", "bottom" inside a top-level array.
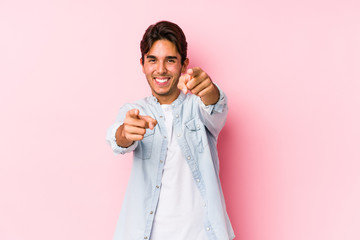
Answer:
[{"left": 106, "top": 21, "right": 235, "bottom": 240}]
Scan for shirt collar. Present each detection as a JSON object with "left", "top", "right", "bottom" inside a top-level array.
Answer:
[{"left": 149, "top": 91, "right": 186, "bottom": 108}]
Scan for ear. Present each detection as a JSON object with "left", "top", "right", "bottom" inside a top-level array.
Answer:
[
  {"left": 140, "top": 58, "right": 145, "bottom": 74},
  {"left": 181, "top": 58, "right": 189, "bottom": 73}
]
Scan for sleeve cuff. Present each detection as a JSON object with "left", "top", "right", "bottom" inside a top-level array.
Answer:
[
  {"left": 198, "top": 83, "right": 227, "bottom": 115},
  {"left": 106, "top": 122, "right": 138, "bottom": 155}
]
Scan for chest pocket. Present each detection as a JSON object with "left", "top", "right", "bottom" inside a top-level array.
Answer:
[
  {"left": 134, "top": 128, "right": 155, "bottom": 159},
  {"left": 185, "top": 118, "right": 204, "bottom": 153}
]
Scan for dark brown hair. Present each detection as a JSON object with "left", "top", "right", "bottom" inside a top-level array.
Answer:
[{"left": 140, "top": 21, "right": 188, "bottom": 65}]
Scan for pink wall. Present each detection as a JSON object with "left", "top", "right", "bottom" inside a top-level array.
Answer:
[{"left": 1, "top": 0, "right": 360, "bottom": 239}]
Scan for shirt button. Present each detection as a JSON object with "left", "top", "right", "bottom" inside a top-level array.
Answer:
[
  {"left": 159, "top": 116, "right": 163, "bottom": 118},
  {"left": 196, "top": 178, "right": 200, "bottom": 182},
  {"left": 172, "top": 103, "right": 175, "bottom": 107},
  {"left": 160, "top": 160, "right": 163, "bottom": 163},
  {"left": 150, "top": 211, "right": 153, "bottom": 214},
  {"left": 156, "top": 185, "right": 160, "bottom": 188},
  {"left": 177, "top": 134, "right": 181, "bottom": 137},
  {"left": 144, "top": 237, "right": 148, "bottom": 239},
  {"left": 206, "top": 227, "right": 211, "bottom": 231},
  {"left": 187, "top": 156, "right": 191, "bottom": 160},
  {"left": 175, "top": 114, "right": 179, "bottom": 118},
  {"left": 164, "top": 136, "right": 167, "bottom": 139}
]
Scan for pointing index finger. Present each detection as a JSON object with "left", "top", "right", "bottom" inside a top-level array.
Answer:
[
  {"left": 127, "top": 109, "right": 140, "bottom": 119},
  {"left": 178, "top": 74, "right": 190, "bottom": 94},
  {"left": 139, "top": 115, "right": 158, "bottom": 129}
]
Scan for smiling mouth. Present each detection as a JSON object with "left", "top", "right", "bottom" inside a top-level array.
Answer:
[{"left": 154, "top": 77, "right": 171, "bottom": 84}]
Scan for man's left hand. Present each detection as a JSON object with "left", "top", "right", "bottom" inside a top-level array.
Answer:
[{"left": 177, "top": 67, "right": 220, "bottom": 106}]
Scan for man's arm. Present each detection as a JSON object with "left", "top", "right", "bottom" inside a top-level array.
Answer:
[{"left": 178, "top": 67, "right": 228, "bottom": 137}]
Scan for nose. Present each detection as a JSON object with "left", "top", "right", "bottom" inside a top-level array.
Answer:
[{"left": 156, "top": 61, "right": 167, "bottom": 75}]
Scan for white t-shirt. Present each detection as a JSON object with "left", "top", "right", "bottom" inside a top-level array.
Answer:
[{"left": 150, "top": 104, "right": 207, "bottom": 240}]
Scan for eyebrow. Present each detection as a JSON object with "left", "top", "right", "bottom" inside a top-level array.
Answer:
[{"left": 146, "top": 55, "right": 178, "bottom": 60}]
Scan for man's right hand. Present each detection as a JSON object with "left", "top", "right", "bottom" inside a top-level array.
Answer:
[{"left": 115, "top": 109, "right": 157, "bottom": 148}]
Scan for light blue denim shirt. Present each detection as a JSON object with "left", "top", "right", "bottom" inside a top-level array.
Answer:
[{"left": 106, "top": 86, "right": 235, "bottom": 240}]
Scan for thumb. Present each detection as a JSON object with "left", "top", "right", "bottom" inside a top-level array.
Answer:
[
  {"left": 139, "top": 115, "right": 158, "bottom": 129},
  {"left": 127, "top": 108, "right": 140, "bottom": 119},
  {"left": 187, "top": 68, "right": 193, "bottom": 76}
]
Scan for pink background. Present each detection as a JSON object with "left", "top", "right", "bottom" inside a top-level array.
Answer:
[{"left": 1, "top": 0, "right": 360, "bottom": 239}]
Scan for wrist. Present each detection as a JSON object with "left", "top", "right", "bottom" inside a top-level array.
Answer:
[{"left": 202, "top": 83, "right": 220, "bottom": 106}]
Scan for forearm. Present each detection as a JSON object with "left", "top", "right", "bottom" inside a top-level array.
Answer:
[{"left": 198, "top": 84, "right": 228, "bottom": 137}]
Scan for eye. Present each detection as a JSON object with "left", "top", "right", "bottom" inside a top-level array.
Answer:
[
  {"left": 168, "top": 59, "right": 175, "bottom": 63},
  {"left": 148, "top": 59, "right": 156, "bottom": 63}
]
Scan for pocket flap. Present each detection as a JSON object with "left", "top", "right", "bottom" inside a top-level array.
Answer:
[
  {"left": 144, "top": 128, "right": 155, "bottom": 138},
  {"left": 185, "top": 118, "right": 201, "bottom": 131}
]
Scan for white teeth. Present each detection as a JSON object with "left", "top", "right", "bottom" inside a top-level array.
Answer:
[{"left": 155, "top": 78, "right": 169, "bottom": 83}]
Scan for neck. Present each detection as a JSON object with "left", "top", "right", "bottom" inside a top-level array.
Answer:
[{"left": 154, "top": 89, "right": 181, "bottom": 104}]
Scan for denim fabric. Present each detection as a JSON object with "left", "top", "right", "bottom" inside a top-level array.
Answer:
[{"left": 106, "top": 87, "right": 235, "bottom": 240}]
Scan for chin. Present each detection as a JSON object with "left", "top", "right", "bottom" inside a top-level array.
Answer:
[{"left": 154, "top": 90, "right": 171, "bottom": 96}]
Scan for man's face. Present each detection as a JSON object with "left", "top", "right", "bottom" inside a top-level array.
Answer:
[{"left": 141, "top": 39, "right": 188, "bottom": 104}]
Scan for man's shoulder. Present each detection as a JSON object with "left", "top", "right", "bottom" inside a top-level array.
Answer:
[
  {"left": 116, "top": 96, "right": 156, "bottom": 118},
  {"left": 121, "top": 95, "right": 153, "bottom": 108}
]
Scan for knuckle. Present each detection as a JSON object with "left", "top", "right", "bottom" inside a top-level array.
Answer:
[
  {"left": 123, "top": 118, "right": 130, "bottom": 124},
  {"left": 124, "top": 132, "right": 131, "bottom": 140},
  {"left": 204, "top": 78, "right": 211, "bottom": 85},
  {"left": 124, "top": 126, "right": 132, "bottom": 134}
]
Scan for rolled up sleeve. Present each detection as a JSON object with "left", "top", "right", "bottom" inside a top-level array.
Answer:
[
  {"left": 198, "top": 83, "right": 228, "bottom": 138},
  {"left": 106, "top": 122, "right": 138, "bottom": 155},
  {"left": 106, "top": 104, "right": 138, "bottom": 155}
]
